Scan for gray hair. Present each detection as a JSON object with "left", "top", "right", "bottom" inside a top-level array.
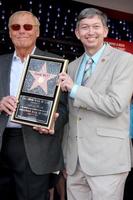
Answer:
[
  {"left": 76, "top": 8, "right": 108, "bottom": 27},
  {"left": 8, "top": 10, "right": 40, "bottom": 27}
]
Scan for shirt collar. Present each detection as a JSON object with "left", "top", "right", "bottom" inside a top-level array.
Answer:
[{"left": 84, "top": 43, "right": 106, "bottom": 65}]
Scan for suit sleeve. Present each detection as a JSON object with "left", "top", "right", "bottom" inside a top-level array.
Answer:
[{"left": 73, "top": 53, "right": 133, "bottom": 118}]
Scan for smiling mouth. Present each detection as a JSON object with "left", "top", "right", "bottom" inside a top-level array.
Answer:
[
  {"left": 86, "top": 38, "right": 96, "bottom": 41},
  {"left": 86, "top": 36, "right": 96, "bottom": 39},
  {"left": 17, "top": 37, "right": 29, "bottom": 39}
]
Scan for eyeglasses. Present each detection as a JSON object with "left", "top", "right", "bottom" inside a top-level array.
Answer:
[{"left": 10, "top": 24, "right": 36, "bottom": 31}]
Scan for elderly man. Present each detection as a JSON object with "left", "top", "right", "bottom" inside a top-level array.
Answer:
[{"left": 0, "top": 11, "right": 67, "bottom": 200}]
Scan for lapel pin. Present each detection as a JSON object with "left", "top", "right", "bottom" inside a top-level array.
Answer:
[{"left": 101, "top": 58, "right": 106, "bottom": 62}]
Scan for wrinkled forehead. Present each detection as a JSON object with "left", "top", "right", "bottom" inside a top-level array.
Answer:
[{"left": 10, "top": 13, "right": 36, "bottom": 25}]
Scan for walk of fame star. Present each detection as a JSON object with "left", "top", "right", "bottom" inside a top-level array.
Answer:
[{"left": 29, "top": 62, "right": 57, "bottom": 94}]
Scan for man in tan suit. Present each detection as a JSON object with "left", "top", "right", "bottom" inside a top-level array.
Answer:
[{"left": 59, "top": 8, "right": 133, "bottom": 200}]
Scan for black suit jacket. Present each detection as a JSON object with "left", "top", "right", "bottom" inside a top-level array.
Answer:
[{"left": 0, "top": 48, "right": 68, "bottom": 174}]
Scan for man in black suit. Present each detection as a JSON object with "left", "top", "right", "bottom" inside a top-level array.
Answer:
[{"left": 0, "top": 11, "right": 68, "bottom": 200}]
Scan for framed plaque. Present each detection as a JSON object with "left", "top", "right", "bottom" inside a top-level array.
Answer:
[{"left": 11, "top": 55, "right": 68, "bottom": 129}]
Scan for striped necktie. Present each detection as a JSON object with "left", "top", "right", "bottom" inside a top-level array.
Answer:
[{"left": 82, "top": 58, "right": 93, "bottom": 85}]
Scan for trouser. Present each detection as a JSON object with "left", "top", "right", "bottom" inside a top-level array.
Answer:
[
  {"left": 0, "top": 128, "right": 50, "bottom": 200},
  {"left": 67, "top": 161, "right": 128, "bottom": 200}
]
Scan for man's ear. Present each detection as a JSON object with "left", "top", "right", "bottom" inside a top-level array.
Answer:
[
  {"left": 104, "top": 26, "right": 109, "bottom": 38},
  {"left": 75, "top": 28, "right": 80, "bottom": 40},
  {"left": 37, "top": 29, "right": 40, "bottom": 38},
  {"left": 9, "top": 30, "right": 12, "bottom": 39}
]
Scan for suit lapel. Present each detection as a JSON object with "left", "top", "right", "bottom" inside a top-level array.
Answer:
[
  {"left": 71, "top": 54, "right": 84, "bottom": 82},
  {"left": 2, "top": 54, "right": 13, "bottom": 96},
  {"left": 34, "top": 48, "right": 44, "bottom": 55}
]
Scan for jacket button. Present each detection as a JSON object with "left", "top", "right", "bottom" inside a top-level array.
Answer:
[{"left": 79, "top": 117, "right": 82, "bottom": 120}]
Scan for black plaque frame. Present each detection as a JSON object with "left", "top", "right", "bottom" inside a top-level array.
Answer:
[{"left": 11, "top": 54, "right": 68, "bottom": 129}]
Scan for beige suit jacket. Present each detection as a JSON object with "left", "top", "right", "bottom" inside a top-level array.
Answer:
[{"left": 64, "top": 43, "right": 133, "bottom": 176}]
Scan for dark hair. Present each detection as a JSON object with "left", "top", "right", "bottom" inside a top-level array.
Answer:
[{"left": 76, "top": 8, "right": 108, "bottom": 27}]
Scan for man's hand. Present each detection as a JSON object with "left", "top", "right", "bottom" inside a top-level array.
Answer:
[
  {"left": 59, "top": 72, "right": 74, "bottom": 92},
  {"left": 0, "top": 96, "right": 17, "bottom": 115},
  {"left": 33, "top": 113, "right": 59, "bottom": 135}
]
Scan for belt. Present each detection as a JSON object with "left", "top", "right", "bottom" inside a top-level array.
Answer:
[{"left": 4, "top": 128, "right": 22, "bottom": 136}]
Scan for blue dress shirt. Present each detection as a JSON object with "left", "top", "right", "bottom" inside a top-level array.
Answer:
[
  {"left": 7, "top": 47, "right": 36, "bottom": 128},
  {"left": 70, "top": 44, "right": 106, "bottom": 98}
]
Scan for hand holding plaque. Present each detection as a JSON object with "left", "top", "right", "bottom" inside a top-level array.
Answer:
[
  {"left": 33, "top": 112, "right": 59, "bottom": 134},
  {"left": 11, "top": 55, "right": 68, "bottom": 129}
]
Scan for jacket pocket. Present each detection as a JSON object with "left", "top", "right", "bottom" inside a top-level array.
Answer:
[{"left": 97, "top": 128, "right": 126, "bottom": 139}]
